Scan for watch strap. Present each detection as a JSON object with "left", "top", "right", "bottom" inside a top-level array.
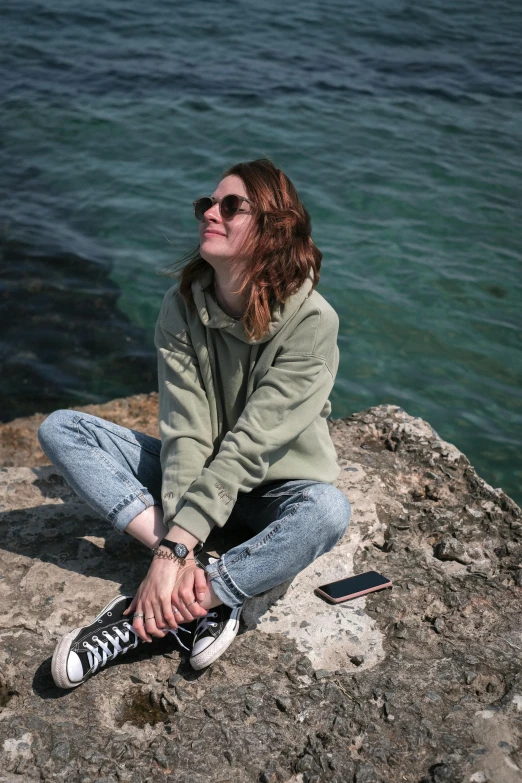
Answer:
[
  {"left": 158, "top": 539, "right": 203, "bottom": 556},
  {"left": 159, "top": 539, "right": 187, "bottom": 557}
]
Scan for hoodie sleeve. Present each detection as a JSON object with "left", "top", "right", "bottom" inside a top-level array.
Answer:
[
  {"left": 155, "top": 292, "right": 214, "bottom": 531},
  {"left": 170, "top": 309, "right": 339, "bottom": 543}
]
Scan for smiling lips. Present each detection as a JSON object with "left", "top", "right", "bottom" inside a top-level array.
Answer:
[{"left": 203, "top": 229, "right": 226, "bottom": 237}]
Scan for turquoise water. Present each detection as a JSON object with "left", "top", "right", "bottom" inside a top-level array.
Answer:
[{"left": 1, "top": 0, "right": 521, "bottom": 503}]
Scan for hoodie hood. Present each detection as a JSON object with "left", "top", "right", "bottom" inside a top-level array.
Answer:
[{"left": 192, "top": 266, "right": 314, "bottom": 345}]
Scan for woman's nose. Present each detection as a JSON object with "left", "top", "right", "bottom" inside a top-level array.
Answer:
[{"left": 204, "top": 200, "right": 221, "bottom": 222}]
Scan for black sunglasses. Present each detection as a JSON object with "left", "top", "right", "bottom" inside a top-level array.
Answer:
[{"left": 193, "top": 194, "right": 253, "bottom": 222}]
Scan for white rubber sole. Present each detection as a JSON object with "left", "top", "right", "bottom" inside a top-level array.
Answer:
[
  {"left": 189, "top": 607, "right": 242, "bottom": 671},
  {"left": 51, "top": 595, "right": 129, "bottom": 689}
]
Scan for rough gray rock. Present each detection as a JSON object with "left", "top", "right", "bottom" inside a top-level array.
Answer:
[{"left": 1, "top": 399, "right": 521, "bottom": 782}]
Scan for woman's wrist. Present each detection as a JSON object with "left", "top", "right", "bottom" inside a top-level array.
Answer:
[{"left": 164, "top": 524, "right": 200, "bottom": 554}]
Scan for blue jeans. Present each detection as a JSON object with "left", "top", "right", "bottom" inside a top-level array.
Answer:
[{"left": 38, "top": 410, "right": 351, "bottom": 609}]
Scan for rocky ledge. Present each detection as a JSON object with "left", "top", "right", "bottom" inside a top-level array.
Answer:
[{"left": 0, "top": 396, "right": 521, "bottom": 783}]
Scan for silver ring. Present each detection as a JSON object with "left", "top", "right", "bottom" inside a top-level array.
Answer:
[
  {"left": 145, "top": 616, "right": 155, "bottom": 621},
  {"left": 186, "top": 600, "right": 197, "bottom": 607},
  {"left": 172, "top": 607, "right": 180, "bottom": 613},
  {"left": 133, "top": 612, "right": 144, "bottom": 620}
]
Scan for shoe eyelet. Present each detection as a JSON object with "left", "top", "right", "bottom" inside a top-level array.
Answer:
[
  {"left": 107, "top": 612, "right": 112, "bottom": 616},
  {"left": 98, "top": 619, "right": 103, "bottom": 623},
  {"left": 83, "top": 642, "right": 88, "bottom": 647}
]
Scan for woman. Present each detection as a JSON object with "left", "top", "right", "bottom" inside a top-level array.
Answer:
[{"left": 39, "top": 159, "right": 351, "bottom": 689}]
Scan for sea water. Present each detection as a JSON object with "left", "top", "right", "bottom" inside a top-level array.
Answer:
[{"left": 1, "top": 0, "right": 521, "bottom": 502}]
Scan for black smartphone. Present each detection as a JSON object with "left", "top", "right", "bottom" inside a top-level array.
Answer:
[{"left": 315, "top": 570, "right": 392, "bottom": 604}]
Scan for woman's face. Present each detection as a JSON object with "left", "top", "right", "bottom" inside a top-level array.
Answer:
[{"left": 198, "top": 175, "right": 255, "bottom": 268}]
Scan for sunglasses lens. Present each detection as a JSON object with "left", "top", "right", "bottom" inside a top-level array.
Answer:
[
  {"left": 194, "top": 197, "right": 213, "bottom": 221},
  {"left": 221, "top": 194, "right": 241, "bottom": 219}
]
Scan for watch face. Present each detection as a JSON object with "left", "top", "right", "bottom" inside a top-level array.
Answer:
[{"left": 174, "top": 543, "right": 188, "bottom": 558}]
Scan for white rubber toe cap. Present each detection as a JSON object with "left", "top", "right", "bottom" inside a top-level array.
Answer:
[
  {"left": 66, "top": 651, "right": 84, "bottom": 683},
  {"left": 191, "top": 637, "right": 213, "bottom": 656}
]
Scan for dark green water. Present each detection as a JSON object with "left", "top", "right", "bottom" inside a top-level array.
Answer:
[{"left": 1, "top": 0, "right": 521, "bottom": 502}]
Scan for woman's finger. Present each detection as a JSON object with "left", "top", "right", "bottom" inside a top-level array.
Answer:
[
  {"left": 172, "top": 595, "right": 195, "bottom": 623},
  {"left": 132, "top": 613, "right": 151, "bottom": 643},
  {"left": 172, "top": 575, "right": 196, "bottom": 621},
  {"left": 144, "top": 601, "right": 168, "bottom": 638},
  {"left": 181, "top": 588, "right": 204, "bottom": 619},
  {"left": 123, "top": 593, "right": 138, "bottom": 616},
  {"left": 160, "top": 596, "right": 179, "bottom": 630},
  {"left": 144, "top": 616, "right": 168, "bottom": 638},
  {"left": 194, "top": 567, "right": 208, "bottom": 602},
  {"left": 178, "top": 584, "right": 206, "bottom": 620}
]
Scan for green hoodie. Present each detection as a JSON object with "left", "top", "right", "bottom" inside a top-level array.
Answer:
[{"left": 155, "top": 266, "right": 341, "bottom": 543}]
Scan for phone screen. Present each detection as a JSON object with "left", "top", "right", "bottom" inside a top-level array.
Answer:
[{"left": 318, "top": 571, "right": 391, "bottom": 600}]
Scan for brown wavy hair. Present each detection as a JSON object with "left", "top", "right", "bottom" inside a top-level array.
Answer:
[{"left": 170, "top": 159, "right": 322, "bottom": 341}]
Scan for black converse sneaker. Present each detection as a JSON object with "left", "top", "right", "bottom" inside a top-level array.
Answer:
[
  {"left": 189, "top": 603, "right": 243, "bottom": 670},
  {"left": 51, "top": 595, "right": 191, "bottom": 689}
]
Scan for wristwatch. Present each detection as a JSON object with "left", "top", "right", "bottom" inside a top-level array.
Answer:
[{"left": 152, "top": 538, "right": 203, "bottom": 566}]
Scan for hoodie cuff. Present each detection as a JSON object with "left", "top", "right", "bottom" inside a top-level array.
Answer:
[{"left": 169, "top": 501, "right": 215, "bottom": 544}]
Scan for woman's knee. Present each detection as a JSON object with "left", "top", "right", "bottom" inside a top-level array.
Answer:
[
  {"left": 307, "top": 483, "right": 351, "bottom": 544},
  {"left": 38, "top": 409, "right": 78, "bottom": 457}
]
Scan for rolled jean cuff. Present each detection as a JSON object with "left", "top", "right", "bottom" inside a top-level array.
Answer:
[
  {"left": 205, "top": 556, "right": 249, "bottom": 609},
  {"left": 109, "top": 489, "right": 156, "bottom": 533}
]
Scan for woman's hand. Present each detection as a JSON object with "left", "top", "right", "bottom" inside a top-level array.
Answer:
[
  {"left": 170, "top": 564, "right": 209, "bottom": 623},
  {"left": 123, "top": 557, "right": 182, "bottom": 642}
]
